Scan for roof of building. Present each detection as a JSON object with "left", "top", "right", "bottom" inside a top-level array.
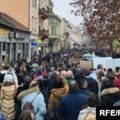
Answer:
[{"left": 0, "top": 12, "right": 30, "bottom": 32}]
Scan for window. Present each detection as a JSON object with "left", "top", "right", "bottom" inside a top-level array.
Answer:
[
  {"left": 32, "top": 16, "right": 34, "bottom": 31},
  {"left": 35, "top": 0, "right": 37, "bottom": 8},
  {"left": 49, "top": 8, "right": 52, "bottom": 13},
  {"left": 32, "top": 0, "right": 37, "bottom": 8},
  {"left": 34, "top": 17, "right": 37, "bottom": 31},
  {"left": 51, "top": 25, "right": 57, "bottom": 35},
  {"left": 32, "top": 16, "right": 37, "bottom": 32},
  {"left": 3, "top": 42, "right": 6, "bottom": 51},
  {"left": 32, "top": 0, "right": 34, "bottom": 7},
  {"left": 0, "top": 28, "right": 9, "bottom": 37}
]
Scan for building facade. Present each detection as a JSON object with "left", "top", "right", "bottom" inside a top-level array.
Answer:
[
  {"left": 38, "top": 0, "right": 49, "bottom": 54},
  {"left": 0, "top": 12, "right": 30, "bottom": 63},
  {"left": 0, "top": 0, "right": 39, "bottom": 58},
  {"left": 59, "top": 18, "right": 69, "bottom": 49},
  {"left": 66, "top": 22, "right": 84, "bottom": 48},
  {"left": 49, "top": 0, "right": 61, "bottom": 52}
]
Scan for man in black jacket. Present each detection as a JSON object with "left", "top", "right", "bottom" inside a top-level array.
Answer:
[{"left": 58, "top": 80, "right": 87, "bottom": 120}]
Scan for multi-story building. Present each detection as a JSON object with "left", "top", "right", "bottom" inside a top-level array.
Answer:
[
  {"left": 0, "top": 0, "right": 39, "bottom": 58},
  {"left": 59, "top": 18, "right": 69, "bottom": 49},
  {"left": 0, "top": 12, "right": 30, "bottom": 62},
  {"left": 66, "top": 22, "right": 84, "bottom": 48},
  {"left": 49, "top": 0, "right": 61, "bottom": 52},
  {"left": 38, "top": 0, "right": 49, "bottom": 54},
  {"left": 59, "top": 19, "right": 84, "bottom": 49}
]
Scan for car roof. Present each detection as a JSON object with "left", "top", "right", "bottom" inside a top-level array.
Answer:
[{"left": 83, "top": 54, "right": 92, "bottom": 56}]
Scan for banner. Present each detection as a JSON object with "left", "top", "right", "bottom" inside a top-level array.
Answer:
[{"left": 93, "top": 57, "right": 120, "bottom": 70}]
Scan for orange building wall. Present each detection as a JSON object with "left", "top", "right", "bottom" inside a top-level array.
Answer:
[{"left": 0, "top": 0, "right": 29, "bottom": 28}]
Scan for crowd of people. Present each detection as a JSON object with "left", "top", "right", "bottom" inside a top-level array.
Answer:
[{"left": 0, "top": 49, "right": 120, "bottom": 120}]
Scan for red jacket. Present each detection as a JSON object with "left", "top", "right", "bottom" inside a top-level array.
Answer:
[{"left": 114, "top": 78, "right": 120, "bottom": 90}]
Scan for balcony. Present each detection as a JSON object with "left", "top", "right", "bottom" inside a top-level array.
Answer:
[
  {"left": 39, "top": 7, "right": 49, "bottom": 20},
  {"left": 39, "top": 28, "right": 49, "bottom": 39}
]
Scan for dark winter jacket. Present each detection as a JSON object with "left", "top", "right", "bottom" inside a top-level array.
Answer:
[
  {"left": 100, "top": 87, "right": 120, "bottom": 106},
  {"left": 79, "top": 88, "right": 93, "bottom": 97},
  {"left": 58, "top": 90, "right": 87, "bottom": 120},
  {"left": 85, "top": 77, "right": 98, "bottom": 94}
]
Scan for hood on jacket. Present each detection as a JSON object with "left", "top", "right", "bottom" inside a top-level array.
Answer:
[
  {"left": 78, "top": 107, "right": 96, "bottom": 120},
  {"left": 79, "top": 107, "right": 96, "bottom": 114},
  {"left": 101, "top": 87, "right": 119, "bottom": 96},
  {"left": 17, "top": 87, "right": 39, "bottom": 100}
]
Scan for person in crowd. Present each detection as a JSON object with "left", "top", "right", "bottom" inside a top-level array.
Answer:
[
  {"left": 114, "top": 67, "right": 120, "bottom": 78},
  {"left": 66, "top": 70, "right": 74, "bottom": 84},
  {"left": 90, "top": 64, "right": 104, "bottom": 80},
  {"left": 113, "top": 74, "right": 120, "bottom": 91},
  {"left": 17, "top": 79, "right": 46, "bottom": 120},
  {"left": 0, "top": 73, "right": 18, "bottom": 120},
  {"left": 97, "top": 64, "right": 104, "bottom": 73},
  {"left": 15, "top": 68, "right": 24, "bottom": 86},
  {"left": 100, "top": 79, "right": 120, "bottom": 106},
  {"left": 77, "top": 78, "right": 93, "bottom": 97},
  {"left": 83, "top": 69, "right": 98, "bottom": 95},
  {"left": 14, "top": 76, "right": 32, "bottom": 120},
  {"left": 18, "top": 110, "right": 35, "bottom": 120},
  {"left": 47, "top": 74, "right": 69, "bottom": 120},
  {"left": 106, "top": 68, "right": 115, "bottom": 79},
  {"left": 0, "top": 64, "right": 10, "bottom": 83},
  {"left": 58, "top": 80, "right": 87, "bottom": 120},
  {"left": 96, "top": 71, "right": 105, "bottom": 101},
  {"left": 48, "top": 67, "right": 55, "bottom": 80},
  {"left": 19, "top": 62, "right": 28, "bottom": 75},
  {"left": 105, "top": 71, "right": 115, "bottom": 87},
  {"left": 78, "top": 93, "right": 100, "bottom": 120},
  {"left": 3, "top": 68, "right": 18, "bottom": 87}
]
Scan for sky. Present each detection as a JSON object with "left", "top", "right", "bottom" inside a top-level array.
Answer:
[{"left": 52, "top": 0, "right": 83, "bottom": 26}]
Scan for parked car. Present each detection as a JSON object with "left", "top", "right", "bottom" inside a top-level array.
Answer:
[{"left": 82, "top": 53, "right": 98, "bottom": 61}]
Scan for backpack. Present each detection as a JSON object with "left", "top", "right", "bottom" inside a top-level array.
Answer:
[
  {"left": 23, "top": 92, "right": 40, "bottom": 111},
  {"left": 23, "top": 102, "right": 34, "bottom": 111}
]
